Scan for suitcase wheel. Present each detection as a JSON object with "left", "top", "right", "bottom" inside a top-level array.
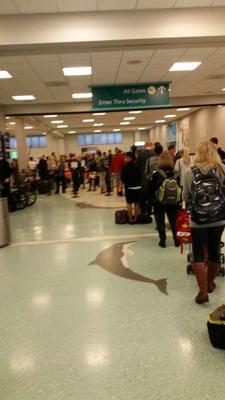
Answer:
[
  {"left": 187, "top": 253, "right": 191, "bottom": 263},
  {"left": 187, "top": 264, "right": 193, "bottom": 274}
]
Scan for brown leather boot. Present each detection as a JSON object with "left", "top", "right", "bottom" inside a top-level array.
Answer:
[
  {"left": 193, "top": 262, "right": 209, "bottom": 304},
  {"left": 207, "top": 261, "right": 220, "bottom": 293}
]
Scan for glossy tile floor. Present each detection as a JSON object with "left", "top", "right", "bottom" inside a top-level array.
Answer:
[{"left": 1, "top": 190, "right": 225, "bottom": 400}]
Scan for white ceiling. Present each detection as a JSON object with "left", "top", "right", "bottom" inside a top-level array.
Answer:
[
  {"left": 1, "top": 47, "right": 225, "bottom": 105},
  {"left": 0, "top": 0, "right": 225, "bottom": 14}
]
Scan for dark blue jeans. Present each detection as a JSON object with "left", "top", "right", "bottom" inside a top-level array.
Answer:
[{"left": 191, "top": 225, "right": 224, "bottom": 262}]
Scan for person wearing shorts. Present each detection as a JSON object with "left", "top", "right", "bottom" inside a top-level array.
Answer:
[{"left": 121, "top": 152, "right": 142, "bottom": 224}]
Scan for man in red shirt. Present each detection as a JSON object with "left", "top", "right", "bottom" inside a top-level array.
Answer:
[{"left": 110, "top": 149, "right": 124, "bottom": 195}]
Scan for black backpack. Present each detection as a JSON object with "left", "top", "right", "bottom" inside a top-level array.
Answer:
[{"left": 191, "top": 166, "right": 225, "bottom": 224}]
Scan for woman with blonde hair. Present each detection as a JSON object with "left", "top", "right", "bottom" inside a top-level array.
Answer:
[
  {"left": 174, "top": 147, "right": 192, "bottom": 187},
  {"left": 183, "top": 141, "right": 225, "bottom": 304},
  {"left": 151, "top": 152, "right": 181, "bottom": 248}
]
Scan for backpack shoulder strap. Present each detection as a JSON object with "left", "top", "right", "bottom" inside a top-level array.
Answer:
[{"left": 158, "top": 169, "right": 167, "bottom": 180}]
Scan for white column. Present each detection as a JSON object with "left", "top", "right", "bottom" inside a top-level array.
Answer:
[
  {"left": 134, "top": 130, "right": 140, "bottom": 143},
  {"left": 15, "top": 117, "right": 28, "bottom": 171}
]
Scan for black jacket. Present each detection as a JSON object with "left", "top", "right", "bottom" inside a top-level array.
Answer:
[
  {"left": 137, "top": 149, "right": 155, "bottom": 182},
  {"left": 0, "top": 158, "right": 11, "bottom": 183},
  {"left": 121, "top": 161, "right": 142, "bottom": 188}
]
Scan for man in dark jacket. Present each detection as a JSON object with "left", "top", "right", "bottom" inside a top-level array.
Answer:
[
  {"left": 137, "top": 142, "right": 155, "bottom": 214},
  {"left": 210, "top": 137, "right": 225, "bottom": 163},
  {"left": 0, "top": 156, "right": 11, "bottom": 200}
]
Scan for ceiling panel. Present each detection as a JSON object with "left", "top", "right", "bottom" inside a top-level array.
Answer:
[
  {"left": 136, "top": 0, "right": 176, "bottom": 9},
  {"left": 58, "top": 0, "right": 97, "bottom": 12},
  {"left": 59, "top": 53, "right": 91, "bottom": 67},
  {"left": 67, "top": 76, "right": 92, "bottom": 91},
  {"left": 14, "top": 0, "right": 58, "bottom": 13},
  {"left": 212, "top": 0, "right": 225, "bottom": 5},
  {"left": 92, "top": 51, "right": 121, "bottom": 84},
  {"left": 174, "top": 0, "right": 212, "bottom": 7},
  {"left": 0, "top": 0, "right": 19, "bottom": 14},
  {"left": 98, "top": 0, "right": 137, "bottom": 10}
]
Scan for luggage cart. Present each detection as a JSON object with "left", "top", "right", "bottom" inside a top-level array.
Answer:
[{"left": 186, "top": 241, "right": 225, "bottom": 276}]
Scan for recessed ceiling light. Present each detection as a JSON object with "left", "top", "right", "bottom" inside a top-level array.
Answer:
[
  {"left": 222, "top": 88, "right": 225, "bottom": 92},
  {"left": 43, "top": 114, "right": 58, "bottom": 118},
  {"left": 94, "top": 130, "right": 102, "bottom": 133},
  {"left": 5, "top": 116, "right": 10, "bottom": 119},
  {"left": 9, "top": 122, "right": 16, "bottom": 125},
  {"left": 120, "top": 122, "right": 130, "bottom": 125},
  {"left": 124, "top": 117, "right": 135, "bottom": 120},
  {"left": 63, "top": 66, "right": 92, "bottom": 76},
  {"left": 93, "top": 123, "right": 104, "bottom": 127},
  {"left": 83, "top": 119, "right": 95, "bottom": 123},
  {"left": 176, "top": 108, "right": 190, "bottom": 111},
  {"left": 169, "top": 62, "right": 201, "bottom": 71},
  {"left": 138, "top": 127, "right": 146, "bottom": 130},
  {"left": 129, "top": 110, "right": 142, "bottom": 114},
  {"left": 93, "top": 113, "right": 106, "bottom": 116},
  {"left": 0, "top": 70, "right": 12, "bottom": 79},
  {"left": 42, "top": 132, "right": 47, "bottom": 135},
  {"left": 72, "top": 92, "right": 92, "bottom": 99},
  {"left": 24, "top": 126, "right": 33, "bottom": 129},
  {"left": 12, "top": 95, "right": 35, "bottom": 101},
  {"left": 164, "top": 114, "right": 176, "bottom": 118},
  {"left": 57, "top": 125, "right": 68, "bottom": 128},
  {"left": 51, "top": 120, "right": 64, "bottom": 124},
  {"left": 68, "top": 130, "right": 76, "bottom": 133},
  {"left": 155, "top": 120, "right": 166, "bottom": 123}
]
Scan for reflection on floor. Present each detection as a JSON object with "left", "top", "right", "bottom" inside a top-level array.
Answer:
[{"left": 1, "top": 192, "right": 225, "bottom": 400}]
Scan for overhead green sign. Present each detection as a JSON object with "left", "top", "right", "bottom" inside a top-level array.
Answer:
[{"left": 91, "top": 82, "right": 170, "bottom": 111}]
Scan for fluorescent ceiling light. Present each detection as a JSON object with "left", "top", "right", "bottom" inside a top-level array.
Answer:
[
  {"left": 94, "top": 130, "right": 102, "bottom": 133},
  {"left": 42, "top": 132, "right": 47, "bottom": 135},
  {"left": 113, "top": 129, "right": 120, "bottom": 132},
  {"left": 138, "top": 127, "right": 146, "bottom": 130},
  {"left": 43, "top": 114, "right": 58, "bottom": 118},
  {"left": 120, "top": 122, "right": 130, "bottom": 125},
  {"left": 93, "top": 123, "right": 104, "bottom": 127},
  {"left": 57, "top": 125, "right": 68, "bottom": 128},
  {"left": 124, "top": 117, "right": 135, "bottom": 120},
  {"left": 9, "top": 122, "right": 16, "bottom": 125},
  {"left": 93, "top": 113, "right": 106, "bottom": 116},
  {"left": 5, "top": 116, "right": 10, "bottom": 119},
  {"left": 155, "top": 120, "right": 166, "bottom": 123},
  {"left": 135, "top": 141, "right": 145, "bottom": 146},
  {"left": 63, "top": 66, "right": 92, "bottom": 76},
  {"left": 83, "top": 119, "right": 95, "bottom": 123},
  {"left": 169, "top": 62, "right": 201, "bottom": 71},
  {"left": 0, "top": 70, "right": 12, "bottom": 79},
  {"left": 222, "top": 88, "right": 225, "bottom": 92},
  {"left": 12, "top": 95, "right": 35, "bottom": 101},
  {"left": 164, "top": 114, "right": 176, "bottom": 118},
  {"left": 129, "top": 110, "right": 142, "bottom": 114},
  {"left": 72, "top": 92, "right": 92, "bottom": 99},
  {"left": 24, "top": 126, "right": 33, "bottom": 129},
  {"left": 68, "top": 130, "right": 76, "bottom": 133},
  {"left": 51, "top": 120, "right": 64, "bottom": 124},
  {"left": 176, "top": 108, "right": 190, "bottom": 111}
]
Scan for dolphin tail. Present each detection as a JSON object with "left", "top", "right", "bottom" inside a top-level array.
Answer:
[
  {"left": 89, "top": 260, "right": 95, "bottom": 266},
  {"left": 154, "top": 278, "right": 168, "bottom": 295}
]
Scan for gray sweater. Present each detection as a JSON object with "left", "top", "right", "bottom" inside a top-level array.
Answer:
[{"left": 182, "top": 165, "right": 225, "bottom": 228}]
